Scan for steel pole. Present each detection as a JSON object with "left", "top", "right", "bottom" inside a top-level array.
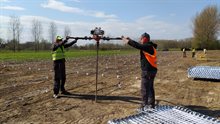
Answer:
[{"left": 95, "top": 41, "right": 99, "bottom": 102}]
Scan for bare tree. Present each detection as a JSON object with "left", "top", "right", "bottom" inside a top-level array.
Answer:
[
  {"left": 9, "top": 16, "right": 16, "bottom": 52},
  {"left": 15, "top": 19, "right": 22, "bottom": 51},
  {"left": 0, "top": 38, "right": 5, "bottom": 48},
  {"left": 40, "top": 38, "right": 49, "bottom": 50},
  {"left": 64, "top": 25, "right": 71, "bottom": 38},
  {"left": 8, "top": 16, "right": 22, "bottom": 52},
  {"left": 49, "top": 22, "right": 57, "bottom": 43},
  {"left": 32, "top": 19, "right": 42, "bottom": 51},
  {"left": 192, "top": 5, "right": 220, "bottom": 49}
]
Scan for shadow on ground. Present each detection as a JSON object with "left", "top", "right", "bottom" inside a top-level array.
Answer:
[
  {"left": 60, "top": 93, "right": 141, "bottom": 104},
  {"left": 186, "top": 105, "right": 220, "bottom": 119},
  {"left": 59, "top": 94, "right": 220, "bottom": 119},
  {"left": 194, "top": 78, "right": 220, "bottom": 82}
]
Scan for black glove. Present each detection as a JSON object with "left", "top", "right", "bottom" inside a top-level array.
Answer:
[
  {"left": 74, "top": 38, "right": 78, "bottom": 42},
  {"left": 66, "top": 36, "right": 70, "bottom": 40},
  {"left": 63, "top": 36, "right": 70, "bottom": 44}
]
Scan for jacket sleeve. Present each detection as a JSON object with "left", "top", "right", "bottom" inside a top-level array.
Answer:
[
  {"left": 64, "top": 40, "right": 77, "bottom": 48},
  {"left": 128, "top": 39, "right": 152, "bottom": 51},
  {"left": 52, "top": 39, "right": 68, "bottom": 51}
]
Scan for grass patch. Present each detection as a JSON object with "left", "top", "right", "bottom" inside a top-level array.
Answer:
[{"left": 0, "top": 50, "right": 137, "bottom": 62}]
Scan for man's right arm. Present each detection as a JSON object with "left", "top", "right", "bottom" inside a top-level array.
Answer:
[
  {"left": 128, "top": 39, "right": 151, "bottom": 51},
  {"left": 52, "top": 40, "right": 68, "bottom": 51}
]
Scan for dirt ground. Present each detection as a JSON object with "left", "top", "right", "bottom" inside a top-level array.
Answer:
[{"left": 0, "top": 50, "right": 220, "bottom": 124}]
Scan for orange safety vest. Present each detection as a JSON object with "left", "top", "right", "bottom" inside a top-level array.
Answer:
[{"left": 143, "top": 47, "right": 157, "bottom": 68}]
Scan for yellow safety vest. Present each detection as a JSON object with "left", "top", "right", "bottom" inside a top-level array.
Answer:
[{"left": 52, "top": 46, "right": 65, "bottom": 61}]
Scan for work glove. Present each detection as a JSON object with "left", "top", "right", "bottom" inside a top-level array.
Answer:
[
  {"left": 74, "top": 38, "right": 78, "bottom": 42},
  {"left": 63, "top": 36, "right": 70, "bottom": 44},
  {"left": 121, "top": 36, "right": 129, "bottom": 44},
  {"left": 65, "top": 36, "right": 70, "bottom": 40}
]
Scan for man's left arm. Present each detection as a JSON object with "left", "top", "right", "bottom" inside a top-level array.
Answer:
[{"left": 64, "top": 39, "right": 77, "bottom": 48}]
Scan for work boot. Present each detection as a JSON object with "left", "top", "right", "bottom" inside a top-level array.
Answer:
[
  {"left": 151, "top": 103, "right": 155, "bottom": 109},
  {"left": 53, "top": 94, "right": 58, "bottom": 99},
  {"left": 137, "top": 104, "right": 145, "bottom": 112},
  {"left": 61, "top": 90, "right": 71, "bottom": 95}
]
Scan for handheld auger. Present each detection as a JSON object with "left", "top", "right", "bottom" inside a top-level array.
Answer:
[{"left": 67, "top": 27, "right": 122, "bottom": 102}]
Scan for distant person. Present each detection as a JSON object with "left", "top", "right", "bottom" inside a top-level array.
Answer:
[
  {"left": 192, "top": 48, "right": 196, "bottom": 58},
  {"left": 182, "top": 48, "right": 186, "bottom": 58},
  {"left": 52, "top": 36, "right": 78, "bottom": 98},
  {"left": 203, "top": 48, "right": 207, "bottom": 54},
  {"left": 122, "top": 33, "right": 157, "bottom": 109}
]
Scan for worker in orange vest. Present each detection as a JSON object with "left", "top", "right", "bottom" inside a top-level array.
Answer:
[{"left": 122, "top": 33, "right": 157, "bottom": 109}]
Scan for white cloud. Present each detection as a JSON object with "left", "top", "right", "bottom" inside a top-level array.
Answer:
[
  {"left": 0, "top": 15, "right": 10, "bottom": 41},
  {"left": 0, "top": 15, "right": 10, "bottom": 23},
  {"left": 0, "top": 6, "right": 25, "bottom": 11},
  {"left": 70, "top": 0, "right": 80, "bottom": 2},
  {"left": 90, "top": 11, "right": 117, "bottom": 19},
  {"left": 41, "top": 0, "right": 83, "bottom": 13},
  {"left": 41, "top": 0, "right": 117, "bottom": 19},
  {"left": 0, "top": 15, "right": 192, "bottom": 44},
  {"left": 0, "top": 0, "right": 10, "bottom": 2}
]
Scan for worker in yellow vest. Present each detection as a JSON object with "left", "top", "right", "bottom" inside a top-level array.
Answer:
[
  {"left": 122, "top": 33, "right": 157, "bottom": 109},
  {"left": 52, "top": 36, "right": 77, "bottom": 98}
]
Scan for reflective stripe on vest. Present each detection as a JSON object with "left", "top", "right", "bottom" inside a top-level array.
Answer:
[
  {"left": 143, "top": 47, "right": 157, "bottom": 68},
  {"left": 52, "top": 46, "right": 65, "bottom": 61}
]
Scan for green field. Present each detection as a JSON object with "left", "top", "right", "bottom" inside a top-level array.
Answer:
[{"left": 0, "top": 50, "right": 138, "bottom": 61}]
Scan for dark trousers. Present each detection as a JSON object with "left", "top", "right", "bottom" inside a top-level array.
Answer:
[
  {"left": 192, "top": 52, "right": 195, "bottom": 58},
  {"left": 183, "top": 52, "right": 186, "bottom": 57},
  {"left": 141, "top": 70, "right": 157, "bottom": 107},
  {"left": 53, "top": 60, "right": 66, "bottom": 94}
]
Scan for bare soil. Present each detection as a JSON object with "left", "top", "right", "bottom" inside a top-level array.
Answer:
[{"left": 0, "top": 51, "right": 220, "bottom": 124}]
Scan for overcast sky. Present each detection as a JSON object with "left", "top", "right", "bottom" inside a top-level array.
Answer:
[{"left": 0, "top": 0, "right": 219, "bottom": 44}]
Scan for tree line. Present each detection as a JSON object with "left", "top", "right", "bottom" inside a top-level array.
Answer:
[
  {"left": 0, "top": 5, "right": 220, "bottom": 51},
  {"left": 0, "top": 38, "right": 199, "bottom": 51}
]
